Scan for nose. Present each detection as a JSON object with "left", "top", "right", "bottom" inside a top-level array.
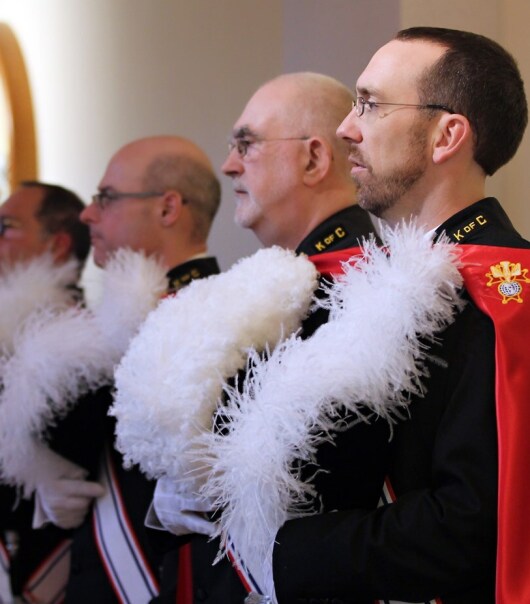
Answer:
[
  {"left": 336, "top": 107, "right": 362, "bottom": 144},
  {"left": 221, "top": 147, "right": 243, "bottom": 178},
  {"left": 80, "top": 200, "right": 99, "bottom": 224}
]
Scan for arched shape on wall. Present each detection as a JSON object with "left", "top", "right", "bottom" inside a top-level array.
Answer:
[{"left": 0, "top": 22, "right": 37, "bottom": 199}]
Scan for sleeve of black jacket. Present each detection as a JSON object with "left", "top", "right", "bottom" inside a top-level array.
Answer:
[
  {"left": 273, "top": 299, "right": 498, "bottom": 604},
  {"left": 44, "top": 386, "right": 114, "bottom": 479}
]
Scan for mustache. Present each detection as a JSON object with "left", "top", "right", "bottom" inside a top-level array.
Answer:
[
  {"left": 348, "top": 151, "right": 368, "bottom": 169},
  {"left": 232, "top": 180, "right": 248, "bottom": 193}
]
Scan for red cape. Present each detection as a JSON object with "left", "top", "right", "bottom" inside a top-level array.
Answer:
[
  {"left": 459, "top": 244, "right": 530, "bottom": 604},
  {"left": 307, "top": 246, "right": 362, "bottom": 278},
  {"left": 312, "top": 243, "right": 530, "bottom": 602}
]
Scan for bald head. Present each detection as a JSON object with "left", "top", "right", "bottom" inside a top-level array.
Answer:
[
  {"left": 223, "top": 72, "right": 358, "bottom": 249},
  {"left": 83, "top": 136, "right": 220, "bottom": 268},
  {"left": 260, "top": 72, "right": 354, "bottom": 140},
  {"left": 238, "top": 73, "right": 354, "bottom": 179},
  {"left": 111, "top": 136, "right": 214, "bottom": 174}
]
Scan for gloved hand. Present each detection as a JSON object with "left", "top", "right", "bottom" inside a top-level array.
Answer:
[
  {"left": 30, "top": 443, "right": 104, "bottom": 530},
  {"left": 145, "top": 476, "right": 215, "bottom": 537},
  {"left": 34, "top": 477, "right": 106, "bottom": 529}
]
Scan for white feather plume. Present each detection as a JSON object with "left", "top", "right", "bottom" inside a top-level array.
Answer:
[
  {"left": 0, "top": 249, "right": 167, "bottom": 494},
  {"left": 111, "top": 247, "right": 319, "bottom": 484},
  {"left": 0, "top": 255, "right": 79, "bottom": 357},
  {"left": 197, "top": 222, "right": 464, "bottom": 593},
  {"left": 93, "top": 248, "right": 168, "bottom": 363}
]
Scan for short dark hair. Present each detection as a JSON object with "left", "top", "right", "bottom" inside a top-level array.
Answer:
[
  {"left": 21, "top": 181, "right": 91, "bottom": 265},
  {"left": 143, "top": 154, "right": 221, "bottom": 241},
  {"left": 396, "top": 27, "right": 528, "bottom": 175}
]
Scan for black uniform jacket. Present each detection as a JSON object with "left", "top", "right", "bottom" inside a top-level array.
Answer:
[
  {"left": 272, "top": 198, "right": 530, "bottom": 604},
  {"left": 48, "top": 256, "right": 220, "bottom": 604},
  {"left": 0, "top": 291, "right": 109, "bottom": 600},
  {"left": 151, "top": 205, "right": 388, "bottom": 604}
]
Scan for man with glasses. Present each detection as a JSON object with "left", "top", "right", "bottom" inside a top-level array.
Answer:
[
  {"left": 0, "top": 181, "right": 89, "bottom": 275},
  {"left": 0, "top": 181, "right": 90, "bottom": 603},
  {"left": 147, "top": 72, "right": 386, "bottom": 604},
  {"left": 32, "top": 136, "right": 222, "bottom": 603},
  {"left": 270, "top": 28, "right": 530, "bottom": 603}
]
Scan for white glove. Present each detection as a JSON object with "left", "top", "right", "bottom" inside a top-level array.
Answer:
[
  {"left": 145, "top": 477, "right": 215, "bottom": 537},
  {"left": 34, "top": 477, "right": 106, "bottom": 529},
  {"left": 31, "top": 444, "right": 105, "bottom": 529},
  {"left": 19, "top": 439, "right": 88, "bottom": 493}
]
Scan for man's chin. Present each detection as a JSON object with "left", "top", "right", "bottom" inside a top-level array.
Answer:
[
  {"left": 234, "top": 211, "right": 252, "bottom": 231},
  {"left": 92, "top": 250, "right": 107, "bottom": 269}
]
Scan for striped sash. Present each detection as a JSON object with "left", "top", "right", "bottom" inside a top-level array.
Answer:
[
  {"left": 22, "top": 539, "right": 71, "bottom": 604},
  {"left": 224, "top": 534, "right": 271, "bottom": 604},
  {"left": 377, "top": 477, "right": 442, "bottom": 604},
  {"left": 93, "top": 447, "right": 159, "bottom": 604},
  {"left": 0, "top": 539, "right": 12, "bottom": 604}
]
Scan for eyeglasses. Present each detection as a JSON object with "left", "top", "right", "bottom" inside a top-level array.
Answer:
[
  {"left": 91, "top": 189, "right": 167, "bottom": 210},
  {"left": 227, "top": 136, "right": 310, "bottom": 158},
  {"left": 353, "top": 96, "right": 455, "bottom": 118},
  {"left": 0, "top": 216, "right": 21, "bottom": 237}
]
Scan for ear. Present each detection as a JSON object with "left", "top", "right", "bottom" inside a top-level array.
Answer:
[
  {"left": 50, "top": 232, "right": 73, "bottom": 263},
  {"left": 432, "top": 113, "right": 472, "bottom": 165},
  {"left": 159, "top": 190, "right": 186, "bottom": 226},
  {"left": 302, "top": 137, "right": 332, "bottom": 186}
]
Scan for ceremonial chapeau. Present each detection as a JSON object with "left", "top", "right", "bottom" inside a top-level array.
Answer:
[
  {"left": 199, "top": 223, "right": 464, "bottom": 600},
  {"left": 111, "top": 247, "right": 319, "bottom": 484},
  {"left": 0, "top": 250, "right": 167, "bottom": 496},
  {"left": 458, "top": 244, "right": 530, "bottom": 604},
  {"left": 0, "top": 255, "right": 79, "bottom": 357}
]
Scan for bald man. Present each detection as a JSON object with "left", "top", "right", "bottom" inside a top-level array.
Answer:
[
  {"left": 36, "top": 136, "right": 221, "bottom": 604},
  {"left": 149, "top": 73, "right": 385, "bottom": 604},
  {"left": 223, "top": 72, "right": 369, "bottom": 251}
]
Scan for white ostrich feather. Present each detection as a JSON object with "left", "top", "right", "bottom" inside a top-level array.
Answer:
[
  {"left": 92, "top": 248, "right": 167, "bottom": 363},
  {"left": 111, "top": 246, "right": 319, "bottom": 484},
  {"left": 197, "top": 221, "right": 464, "bottom": 594},
  {"left": 0, "top": 255, "right": 79, "bottom": 357},
  {"left": 0, "top": 249, "right": 167, "bottom": 494}
]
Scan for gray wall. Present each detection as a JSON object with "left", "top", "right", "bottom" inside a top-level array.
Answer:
[
  {"left": 2, "top": 0, "right": 529, "bottom": 291},
  {"left": 1, "top": 0, "right": 400, "bottom": 281}
]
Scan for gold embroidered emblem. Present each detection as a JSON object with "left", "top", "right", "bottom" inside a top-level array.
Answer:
[{"left": 486, "top": 260, "right": 530, "bottom": 303}]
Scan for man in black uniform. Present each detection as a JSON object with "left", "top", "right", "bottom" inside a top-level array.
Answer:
[
  {"left": 271, "top": 28, "right": 529, "bottom": 603},
  {"left": 149, "top": 72, "right": 386, "bottom": 603},
  {"left": 0, "top": 182, "right": 90, "bottom": 602},
  {"left": 35, "top": 136, "right": 222, "bottom": 603}
]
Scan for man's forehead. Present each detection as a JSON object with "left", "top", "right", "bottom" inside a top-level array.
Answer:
[
  {"left": 356, "top": 39, "right": 445, "bottom": 99},
  {"left": 233, "top": 82, "right": 291, "bottom": 136},
  {"left": 99, "top": 151, "right": 146, "bottom": 190},
  {"left": 0, "top": 188, "right": 42, "bottom": 217}
]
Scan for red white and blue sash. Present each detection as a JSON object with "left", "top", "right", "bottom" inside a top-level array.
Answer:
[
  {"left": 377, "top": 478, "right": 442, "bottom": 604},
  {"left": 0, "top": 539, "right": 12, "bottom": 604},
  {"left": 22, "top": 539, "right": 71, "bottom": 604},
  {"left": 226, "top": 247, "right": 361, "bottom": 604},
  {"left": 93, "top": 447, "right": 159, "bottom": 604},
  {"left": 224, "top": 534, "right": 270, "bottom": 604}
]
